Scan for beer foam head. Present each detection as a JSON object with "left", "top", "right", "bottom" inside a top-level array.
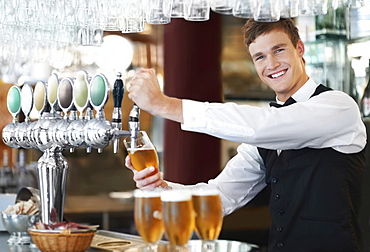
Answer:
[
  {"left": 127, "top": 147, "right": 155, "bottom": 153},
  {"left": 160, "top": 189, "right": 192, "bottom": 202},
  {"left": 134, "top": 189, "right": 162, "bottom": 198},
  {"left": 191, "top": 188, "right": 220, "bottom": 196}
]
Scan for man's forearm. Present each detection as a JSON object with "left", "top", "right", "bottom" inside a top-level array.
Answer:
[{"left": 152, "top": 96, "right": 184, "bottom": 124}]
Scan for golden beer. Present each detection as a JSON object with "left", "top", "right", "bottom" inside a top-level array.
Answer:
[
  {"left": 134, "top": 190, "right": 164, "bottom": 243},
  {"left": 124, "top": 131, "right": 159, "bottom": 172},
  {"left": 192, "top": 190, "right": 223, "bottom": 241},
  {"left": 161, "top": 190, "right": 195, "bottom": 246},
  {"left": 128, "top": 148, "right": 159, "bottom": 172}
]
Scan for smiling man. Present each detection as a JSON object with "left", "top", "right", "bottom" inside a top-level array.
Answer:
[{"left": 126, "top": 18, "right": 366, "bottom": 251}]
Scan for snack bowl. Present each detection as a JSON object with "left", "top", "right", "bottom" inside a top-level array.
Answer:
[
  {"left": 0, "top": 213, "right": 40, "bottom": 244},
  {"left": 28, "top": 228, "right": 97, "bottom": 252}
]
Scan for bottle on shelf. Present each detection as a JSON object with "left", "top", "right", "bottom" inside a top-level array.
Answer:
[
  {"left": 361, "top": 59, "right": 370, "bottom": 118},
  {"left": 0, "top": 149, "right": 17, "bottom": 194}
]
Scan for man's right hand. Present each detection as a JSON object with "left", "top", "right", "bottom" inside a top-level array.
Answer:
[{"left": 126, "top": 68, "right": 184, "bottom": 124}]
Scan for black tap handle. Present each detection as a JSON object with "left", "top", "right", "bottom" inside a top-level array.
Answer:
[{"left": 113, "top": 72, "right": 124, "bottom": 108}]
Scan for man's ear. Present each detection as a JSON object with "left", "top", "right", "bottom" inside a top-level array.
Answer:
[{"left": 297, "top": 40, "right": 305, "bottom": 57}]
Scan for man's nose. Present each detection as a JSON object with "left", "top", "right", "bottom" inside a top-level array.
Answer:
[{"left": 266, "top": 55, "right": 280, "bottom": 70}]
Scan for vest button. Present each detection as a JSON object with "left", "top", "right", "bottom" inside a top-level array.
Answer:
[
  {"left": 277, "top": 242, "right": 284, "bottom": 248},
  {"left": 278, "top": 210, "right": 284, "bottom": 216},
  {"left": 271, "top": 177, "right": 278, "bottom": 183},
  {"left": 274, "top": 194, "right": 280, "bottom": 200},
  {"left": 277, "top": 227, "right": 283, "bottom": 232}
]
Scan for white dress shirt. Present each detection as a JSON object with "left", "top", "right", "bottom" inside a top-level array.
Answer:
[{"left": 167, "top": 78, "right": 367, "bottom": 215}]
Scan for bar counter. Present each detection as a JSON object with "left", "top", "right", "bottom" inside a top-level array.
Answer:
[
  {"left": 0, "top": 229, "right": 147, "bottom": 252},
  {"left": 0, "top": 229, "right": 260, "bottom": 252}
]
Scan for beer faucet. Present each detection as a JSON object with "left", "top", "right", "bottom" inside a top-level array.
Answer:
[
  {"left": 16, "top": 83, "right": 34, "bottom": 149},
  {"left": 128, "top": 103, "right": 140, "bottom": 149},
  {"left": 47, "top": 73, "right": 62, "bottom": 116},
  {"left": 2, "top": 85, "right": 21, "bottom": 149},
  {"left": 2, "top": 70, "right": 134, "bottom": 225},
  {"left": 112, "top": 72, "right": 124, "bottom": 154},
  {"left": 67, "top": 71, "right": 91, "bottom": 153},
  {"left": 55, "top": 78, "right": 76, "bottom": 152}
]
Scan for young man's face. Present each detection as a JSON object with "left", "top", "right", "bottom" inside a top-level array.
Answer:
[{"left": 248, "top": 30, "right": 308, "bottom": 102}]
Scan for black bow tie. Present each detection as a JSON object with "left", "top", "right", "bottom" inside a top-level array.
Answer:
[{"left": 269, "top": 97, "right": 296, "bottom": 108}]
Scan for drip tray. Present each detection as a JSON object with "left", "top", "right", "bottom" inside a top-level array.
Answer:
[
  {"left": 88, "top": 230, "right": 259, "bottom": 252},
  {"left": 88, "top": 230, "right": 148, "bottom": 251}
]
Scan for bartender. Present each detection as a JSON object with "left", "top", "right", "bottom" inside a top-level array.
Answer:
[{"left": 126, "top": 18, "right": 366, "bottom": 251}]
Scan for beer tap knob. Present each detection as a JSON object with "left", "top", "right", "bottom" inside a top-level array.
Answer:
[
  {"left": 84, "top": 74, "right": 111, "bottom": 153},
  {"left": 31, "top": 81, "right": 55, "bottom": 151},
  {"left": 2, "top": 85, "right": 21, "bottom": 149},
  {"left": 47, "top": 73, "right": 62, "bottom": 115},
  {"left": 16, "top": 84, "right": 36, "bottom": 149},
  {"left": 128, "top": 103, "right": 140, "bottom": 149},
  {"left": 112, "top": 72, "right": 124, "bottom": 154},
  {"left": 67, "top": 70, "right": 90, "bottom": 151},
  {"left": 54, "top": 78, "right": 75, "bottom": 152}
]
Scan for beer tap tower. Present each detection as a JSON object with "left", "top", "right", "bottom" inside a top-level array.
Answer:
[{"left": 2, "top": 71, "right": 139, "bottom": 225}]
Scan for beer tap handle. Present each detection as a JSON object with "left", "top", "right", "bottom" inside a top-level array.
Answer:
[
  {"left": 58, "top": 78, "right": 74, "bottom": 119},
  {"left": 2, "top": 86, "right": 22, "bottom": 149},
  {"left": 90, "top": 74, "right": 110, "bottom": 120},
  {"left": 21, "top": 84, "right": 34, "bottom": 123},
  {"left": 7, "top": 85, "right": 21, "bottom": 122},
  {"left": 112, "top": 72, "right": 124, "bottom": 154},
  {"left": 128, "top": 103, "right": 140, "bottom": 149},
  {"left": 56, "top": 78, "right": 75, "bottom": 151},
  {"left": 35, "top": 81, "right": 50, "bottom": 116},
  {"left": 47, "top": 73, "right": 61, "bottom": 114},
  {"left": 89, "top": 74, "right": 110, "bottom": 153},
  {"left": 73, "top": 70, "right": 89, "bottom": 117}
]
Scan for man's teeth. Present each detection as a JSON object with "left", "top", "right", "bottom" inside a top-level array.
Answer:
[{"left": 271, "top": 71, "right": 286, "bottom": 78}]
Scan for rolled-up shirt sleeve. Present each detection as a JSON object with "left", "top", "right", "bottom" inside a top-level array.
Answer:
[
  {"left": 167, "top": 143, "right": 266, "bottom": 215},
  {"left": 181, "top": 91, "right": 366, "bottom": 154}
]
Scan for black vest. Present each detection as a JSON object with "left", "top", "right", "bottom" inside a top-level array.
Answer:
[{"left": 258, "top": 85, "right": 366, "bottom": 251}]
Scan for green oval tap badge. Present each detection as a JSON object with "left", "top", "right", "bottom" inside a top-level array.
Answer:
[
  {"left": 90, "top": 75, "right": 106, "bottom": 107},
  {"left": 7, "top": 86, "right": 21, "bottom": 115}
]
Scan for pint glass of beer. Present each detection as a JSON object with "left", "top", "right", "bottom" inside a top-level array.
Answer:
[
  {"left": 192, "top": 188, "right": 223, "bottom": 250},
  {"left": 161, "top": 189, "right": 195, "bottom": 249},
  {"left": 124, "top": 131, "right": 159, "bottom": 172},
  {"left": 133, "top": 189, "right": 164, "bottom": 247}
]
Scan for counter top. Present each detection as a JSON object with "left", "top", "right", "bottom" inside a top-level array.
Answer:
[
  {"left": 0, "top": 230, "right": 260, "bottom": 252},
  {"left": 0, "top": 230, "right": 145, "bottom": 252},
  {"left": 0, "top": 231, "right": 39, "bottom": 252}
]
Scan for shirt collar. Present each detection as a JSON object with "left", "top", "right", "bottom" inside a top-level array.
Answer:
[{"left": 275, "top": 78, "right": 319, "bottom": 104}]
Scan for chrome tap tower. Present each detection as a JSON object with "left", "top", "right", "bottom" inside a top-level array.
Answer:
[{"left": 2, "top": 71, "right": 139, "bottom": 225}]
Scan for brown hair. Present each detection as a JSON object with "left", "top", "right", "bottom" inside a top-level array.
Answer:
[{"left": 242, "top": 18, "right": 301, "bottom": 50}]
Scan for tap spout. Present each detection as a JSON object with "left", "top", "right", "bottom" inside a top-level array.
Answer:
[{"left": 128, "top": 104, "right": 140, "bottom": 149}]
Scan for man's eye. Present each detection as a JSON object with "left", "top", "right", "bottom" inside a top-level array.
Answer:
[
  {"left": 255, "top": 56, "right": 264, "bottom": 61},
  {"left": 275, "top": 49, "right": 284, "bottom": 54}
]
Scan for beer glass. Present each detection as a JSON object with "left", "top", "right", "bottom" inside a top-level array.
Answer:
[
  {"left": 124, "top": 131, "right": 159, "bottom": 172},
  {"left": 171, "top": 0, "right": 184, "bottom": 18},
  {"left": 183, "top": 0, "right": 210, "bottom": 21},
  {"left": 119, "top": 0, "right": 145, "bottom": 33},
  {"left": 145, "top": 0, "right": 173, "bottom": 24},
  {"left": 134, "top": 189, "right": 164, "bottom": 250},
  {"left": 233, "top": 0, "right": 256, "bottom": 18},
  {"left": 161, "top": 189, "right": 195, "bottom": 250},
  {"left": 192, "top": 188, "right": 223, "bottom": 251},
  {"left": 253, "top": 0, "right": 280, "bottom": 22}
]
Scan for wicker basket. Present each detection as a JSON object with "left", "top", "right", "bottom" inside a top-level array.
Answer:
[{"left": 29, "top": 228, "right": 96, "bottom": 252}]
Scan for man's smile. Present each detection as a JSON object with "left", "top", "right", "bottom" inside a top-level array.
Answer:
[{"left": 268, "top": 69, "right": 287, "bottom": 79}]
